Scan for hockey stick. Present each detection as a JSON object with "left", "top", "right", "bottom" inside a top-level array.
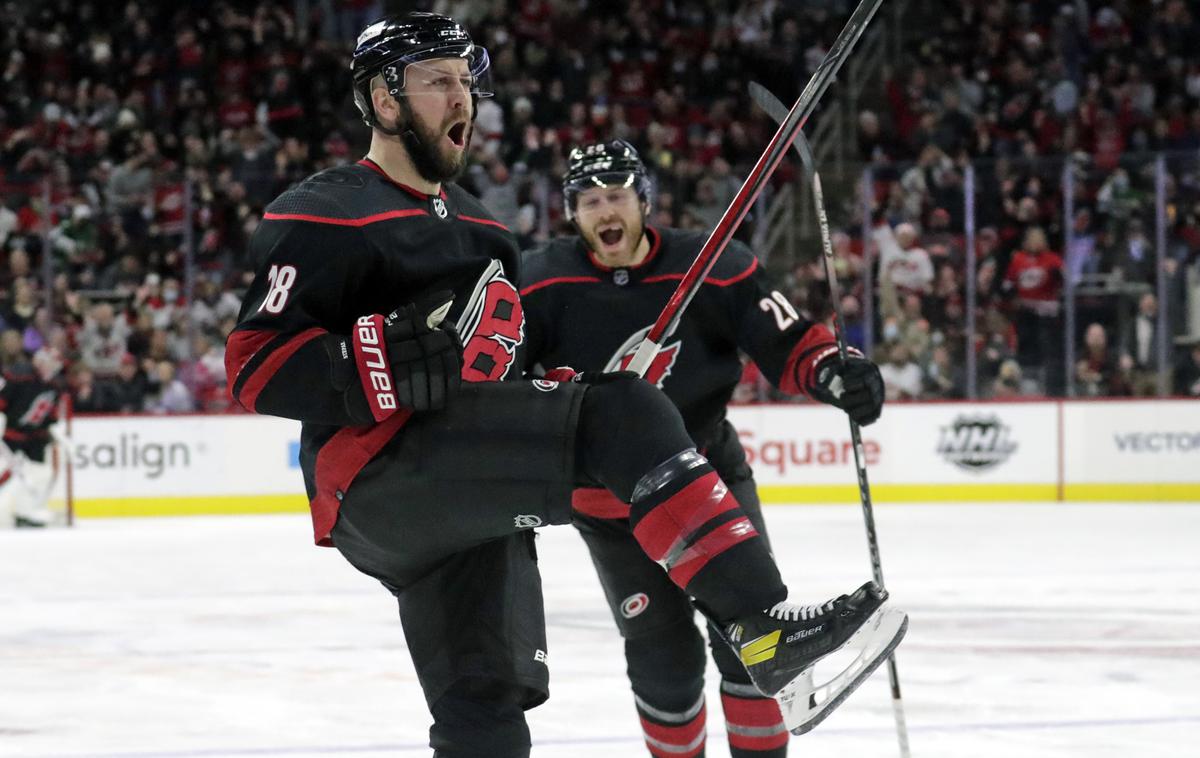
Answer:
[
  {"left": 625, "top": 0, "right": 885, "bottom": 376},
  {"left": 750, "top": 80, "right": 911, "bottom": 757}
]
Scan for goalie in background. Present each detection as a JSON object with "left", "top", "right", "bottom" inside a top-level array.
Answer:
[{"left": 0, "top": 347, "right": 68, "bottom": 528}]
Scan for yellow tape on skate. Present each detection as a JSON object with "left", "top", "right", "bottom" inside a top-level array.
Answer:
[{"left": 739, "top": 630, "right": 781, "bottom": 666}]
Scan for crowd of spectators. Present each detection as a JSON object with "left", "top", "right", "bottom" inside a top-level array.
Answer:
[
  {"left": 0, "top": 0, "right": 860, "bottom": 413},
  {"left": 841, "top": 0, "right": 1200, "bottom": 400},
  {"left": 1, "top": 0, "right": 1198, "bottom": 416}
]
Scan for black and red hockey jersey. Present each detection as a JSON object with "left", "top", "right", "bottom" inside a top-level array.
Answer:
[
  {"left": 226, "top": 158, "right": 526, "bottom": 546},
  {"left": 0, "top": 363, "right": 63, "bottom": 460},
  {"left": 520, "top": 227, "right": 837, "bottom": 515}
]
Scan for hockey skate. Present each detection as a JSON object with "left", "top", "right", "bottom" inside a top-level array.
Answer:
[{"left": 722, "top": 581, "right": 907, "bottom": 735}]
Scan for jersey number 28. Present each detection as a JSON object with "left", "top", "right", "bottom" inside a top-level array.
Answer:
[{"left": 258, "top": 264, "right": 297, "bottom": 314}]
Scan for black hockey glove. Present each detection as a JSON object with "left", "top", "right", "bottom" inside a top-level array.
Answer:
[
  {"left": 543, "top": 366, "right": 639, "bottom": 385},
  {"left": 811, "top": 352, "right": 885, "bottom": 426},
  {"left": 350, "top": 293, "right": 462, "bottom": 419}
]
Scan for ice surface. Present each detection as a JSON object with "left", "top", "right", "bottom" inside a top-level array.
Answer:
[{"left": 2, "top": 503, "right": 1198, "bottom": 757}]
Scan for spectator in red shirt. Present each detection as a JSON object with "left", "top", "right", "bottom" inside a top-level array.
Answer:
[{"left": 1004, "top": 226, "right": 1064, "bottom": 394}]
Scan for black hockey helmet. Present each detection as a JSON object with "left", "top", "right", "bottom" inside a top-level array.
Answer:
[
  {"left": 350, "top": 12, "right": 493, "bottom": 129},
  {"left": 562, "top": 140, "right": 653, "bottom": 221}
]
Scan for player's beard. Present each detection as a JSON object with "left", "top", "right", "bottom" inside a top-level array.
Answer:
[{"left": 398, "top": 100, "right": 473, "bottom": 184}]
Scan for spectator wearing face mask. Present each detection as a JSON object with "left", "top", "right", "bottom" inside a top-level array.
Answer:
[{"left": 879, "top": 344, "right": 923, "bottom": 400}]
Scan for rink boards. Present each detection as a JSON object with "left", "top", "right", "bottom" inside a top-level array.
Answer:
[{"left": 67, "top": 399, "right": 1200, "bottom": 517}]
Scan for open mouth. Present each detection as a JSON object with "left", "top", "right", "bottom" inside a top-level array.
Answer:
[
  {"left": 598, "top": 227, "right": 624, "bottom": 247},
  {"left": 446, "top": 122, "right": 467, "bottom": 148}
]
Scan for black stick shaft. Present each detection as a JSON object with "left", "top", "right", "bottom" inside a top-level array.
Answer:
[
  {"left": 812, "top": 171, "right": 911, "bottom": 758},
  {"left": 750, "top": 77, "right": 912, "bottom": 757}
]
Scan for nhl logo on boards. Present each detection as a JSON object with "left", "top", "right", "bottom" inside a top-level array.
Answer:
[
  {"left": 432, "top": 197, "right": 448, "bottom": 219},
  {"left": 620, "top": 592, "right": 650, "bottom": 619},
  {"left": 514, "top": 514, "right": 543, "bottom": 529},
  {"left": 613, "top": 269, "right": 630, "bottom": 286},
  {"left": 937, "top": 415, "right": 1017, "bottom": 471}
]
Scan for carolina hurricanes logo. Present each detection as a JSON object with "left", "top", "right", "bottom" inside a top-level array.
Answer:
[
  {"left": 457, "top": 260, "right": 524, "bottom": 382},
  {"left": 621, "top": 592, "right": 650, "bottom": 619},
  {"left": 1018, "top": 267, "right": 1047, "bottom": 289},
  {"left": 603, "top": 325, "right": 681, "bottom": 388}
]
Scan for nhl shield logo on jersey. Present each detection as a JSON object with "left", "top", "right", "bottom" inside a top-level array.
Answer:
[
  {"left": 432, "top": 197, "right": 448, "bottom": 219},
  {"left": 603, "top": 325, "right": 681, "bottom": 388},
  {"left": 514, "top": 514, "right": 543, "bottom": 529}
]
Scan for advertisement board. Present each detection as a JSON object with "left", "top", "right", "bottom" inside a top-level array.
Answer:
[
  {"left": 729, "top": 402, "right": 1058, "bottom": 502},
  {"left": 1061, "top": 400, "right": 1200, "bottom": 500},
  {"left": 70, "top": 415, "right": 307, "bottom": 517},
  {"left": 65, "top": 399, "right": 1199, "bottom": 517}
]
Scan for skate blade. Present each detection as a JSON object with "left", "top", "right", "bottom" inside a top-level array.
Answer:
[{"left": 775, "top": 607, "right": 908, "bottom": 735}]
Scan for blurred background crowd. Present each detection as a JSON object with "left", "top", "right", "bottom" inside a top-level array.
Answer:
[{"left": 1, "top": 0, "right": 1199, "bottom": 414}]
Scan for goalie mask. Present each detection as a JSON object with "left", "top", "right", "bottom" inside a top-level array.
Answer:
[{"left": 562, "top": 140, "right": 653, "bottom": 222}]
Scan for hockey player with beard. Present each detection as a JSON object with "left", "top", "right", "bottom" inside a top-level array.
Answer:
[
  {"left": 0, "top": 347, "right": 67, "bottom": 528},
  {"left": 521, "top": 141, "right": 889, "bottom": 758},
  {"left": 225, "top": 14, "right": 905, "bottom": 757}
]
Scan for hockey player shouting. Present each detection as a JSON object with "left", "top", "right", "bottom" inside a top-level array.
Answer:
[
  {"left": 521, "top": 141, "right": 889, "bottom": 757},
  {"left": 225, "top": 13, "right": 905, "bottom": 757}
]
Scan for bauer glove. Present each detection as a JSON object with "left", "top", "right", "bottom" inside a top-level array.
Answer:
[
  {"left": 810, "top": 352, "right": 884, "bottom": 426},
  {"left": 350, "top": 292, "right": 462, "bottom": 418}
]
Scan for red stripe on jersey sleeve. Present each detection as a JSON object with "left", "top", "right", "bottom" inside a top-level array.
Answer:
[
  {"left": 641, "top": 256, "right": 758, "bottom": 287},
  {"left": 262, "top": 209, "right": 427, "bottom": 227},
  {"left": 456, "top": 214, "right": 510, "bottom": 231},
  {"left": 233, "top": 328, "right": 326, "bottom": 411},
  {"left": 519, "top": 276, "right": 603, "bottom": 297},
  {"left": 310, "top": 409, "right": 412, "bottom": 546},
  {"left": 779, "top": 322, "right": 837, "bottom": 396},
  {"left": 226, "top": 328, "right": 279, "bottom": 390}
]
